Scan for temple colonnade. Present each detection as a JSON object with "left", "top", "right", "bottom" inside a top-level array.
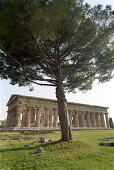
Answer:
[{"left": 6, "top": 95, "right": 110, "bottom": 130}]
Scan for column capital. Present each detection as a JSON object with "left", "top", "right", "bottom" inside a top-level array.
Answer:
[
  {"left": 36, "top": 107, "right": 41, "bottom": 111},
  {"left": 104, "top": 112, "right": 109, "bottom": 115},
  {"left": 45, "top": 107, "right": 50, "bottom": 114},
  {"left": 27, "top": 105, "right": 32, "bottom": 109}
]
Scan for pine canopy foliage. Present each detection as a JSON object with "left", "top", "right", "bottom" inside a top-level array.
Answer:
[{"left": 0, "top": 0, "right": 114, "bottom": 92}]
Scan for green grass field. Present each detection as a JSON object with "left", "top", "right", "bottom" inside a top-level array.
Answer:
[{"left": 0, "top": 130, "right": 114, "bottom": 170}]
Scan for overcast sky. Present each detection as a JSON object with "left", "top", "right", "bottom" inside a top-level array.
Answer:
[{"left": 0, "top": 0, "right": 114, "bottom": 121}]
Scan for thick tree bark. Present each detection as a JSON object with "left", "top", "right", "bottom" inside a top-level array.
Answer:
[{"left": 56, "top": 73, "right": 72, "bottom": 141}]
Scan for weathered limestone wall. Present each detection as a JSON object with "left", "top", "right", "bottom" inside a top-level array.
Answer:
[{"left": 6, "top": 94, "right": 110, "bottom": 130}]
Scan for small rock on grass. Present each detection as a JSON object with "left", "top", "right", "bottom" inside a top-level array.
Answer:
[
  {"left": 40, "top": 137, "right": 52, "bottom": 143},
  {"left": 36, "top": 147, "right": 44, "bottom": 153},
  {"left": 24, "top": 137, "right": 52, "bottom": 147},
  {"left": 100, "top": 142, "right": 114, "bottom": 147},
  {"left": 32, "top": 141, "right": 40, "bottom": 145},
  {"left": 111, "top": 142, "right": 114, "bottom": 146},
  {"left": 25, "top": 143, "right": 34, "bottom": 147},
  {"left": 24, "top": 141, "right": 40, "bottom": 147}
]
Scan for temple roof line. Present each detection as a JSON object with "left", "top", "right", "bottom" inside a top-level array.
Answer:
[{"left": 7, "top": 94, "right": 109, "bottom": 109}]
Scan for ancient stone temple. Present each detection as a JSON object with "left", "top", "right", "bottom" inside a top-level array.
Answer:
[{"left": 5, "top": 94, "right": 110, "bottom": 130}]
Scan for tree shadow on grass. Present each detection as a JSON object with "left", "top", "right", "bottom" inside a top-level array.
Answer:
[{"left": 0, "top": 140, "right": 62, "bottom": 153}]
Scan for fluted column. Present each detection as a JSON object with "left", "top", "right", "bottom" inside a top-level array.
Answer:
[
  {"left": 21, "top": 106, "right": 27, "bottom": 127},
  {"left": 105, "top": 113, "right": 110, "bottom": 128},
  {"left": 53, "top": 109, "right": 58, "bottom": 127},
  {"left": 15, "top": 106, "right": 21, "bottom": 127},
  {"left": 49, "top": 110, "right": 53, "bottom": 127},
  {"left": 100, "top": 113, "right": 105, "bottom": 127},
  {"left": 78, "top": 111, "right": 81, "bottom": 127},
  {"left": 73, "top": 111, "right": 79, "bottom": 127},
  {"left": 8, "top": 111, "right": 12, "bottom": 127},
  {"left": 6, "top": 111, "right": 10, "bottom": 127},
  {"left": 26, "top": 106, "right": 31, "bottom": 127},
  {"left": 30, "top": 107, "right": 35, "bottom": 127},
  {"left": 40, "top": 111, "right": 45, "bottom": 126},
  {"left": 9, "top": 110, "right": 14, "bottom": 127},
  {"left": 21, "top": 111, "right": 26, "bottom": 127},
  {"left": 81, "top": 111, "right": 85, "bottom": 127},
  {"left": 96, "top": 113, "right": 101, "bottom": 128},
  {"left": 95, "top": 113, "right": 98, "bottom": 127},
  {"left": 86, "top": 112, "right": 91, "bottom": 127},
  {"left": 36, "top": 107, "right": 41, "bottom": 127},
  {"left": 91, "top": 112, "right": 96, "bottom": 127},
  {"left": 69, "top": 110, "right": 72, "bottom": 127},
  {"left": 13, "top": 112, "right": 17, "bottom": 127},
  {"left": 45, "top": 108, "right": 50, "bottom": 127}
]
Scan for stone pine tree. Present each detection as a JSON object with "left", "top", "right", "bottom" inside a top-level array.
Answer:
[{"left": 0, "top": 0, "right": 114, "bottom": 141}]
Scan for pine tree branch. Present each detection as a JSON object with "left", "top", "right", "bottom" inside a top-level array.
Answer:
[
  {"left": 26, "top": 79, "right": 56, "bottom": 87},
  {"left": 29, "top": 35, "right": 57, "bottom": 79},
  {"left": 1, "top": 48, "right": 56, "bottom": 84}
]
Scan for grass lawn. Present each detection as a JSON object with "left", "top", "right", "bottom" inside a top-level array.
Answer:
[{"left": 0, "top": 130, "right": 114, "bottom": 170}]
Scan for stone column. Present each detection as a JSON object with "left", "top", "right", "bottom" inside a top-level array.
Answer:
[
  {"left": 30, "top": 107, "right": 35, "bottom": 127},
  {"left": 21, "top": 105, "right": 27, "bottom": 127},
  {"left": 84, "top": 112, "right": 87, "bottom": 127},
  {"left": 6, "top": 111, "right": 10, "bottom": 127},
  {"left": 81, "top": 111, "right": 85, "bottom": 127},
  {"left": 11, "top": 108, "right": 15, "bottom": 127},
  {"left": 26, "top": 106, "right": 31, "bottom": 127},
  {"left": 36, "top": 107, "right": 41, "bottom": 127},
  {"left": 9, "top": 110, "right": 14, "bottom": 127},
  {"left": 69, "top": 110, "right": 72, "bottom": 127},
  {"left": 40, "top": 111, "right": 45, "bottom": 126},
  {"left": 98, "top": 113, "right": 101, "bottom": 128},
  {"left": 78, "top": 111, "right": 82, "bottom": 127},
  {"left": 100, "top": 113, "right": 105, "bottom": 127},
  {"left": 7, "top": 111, "right": 12, "bottom": 127},
  {"left": 96, "top": 113, "right": 101, "bottom": 128},
  {"left": 15, "top": 106, "right": 21, "bottom": 127},
  {"left": 95, "top": 113, "right": 98, "bottom": 127},
  {"left": 105, "top": 113, "right": 110, "bottom": 128},
  {"left": 73, "top": 111, "right": 79, "bottom": 127},
  {"left": 45, "top": 108, "right": 50, "bottom": 127},
  {"left": 21, "top": 111, "right": 26, "bottom": 127},
  {"left": 91, "top": 112, "right": 96, "bottom": 127},
  {"left": 49, "top": 110, "right": 53, "bottom": 127},
  {"left": 53, "top": 109, "right": 58, "bottom": 127},
  {"left": 86, "top": 112, "right": 91, "bottom": 127}
]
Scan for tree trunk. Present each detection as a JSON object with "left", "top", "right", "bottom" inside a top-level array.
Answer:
[{"left": 56, "top": 74, "right": 72, "bottom": 141}]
